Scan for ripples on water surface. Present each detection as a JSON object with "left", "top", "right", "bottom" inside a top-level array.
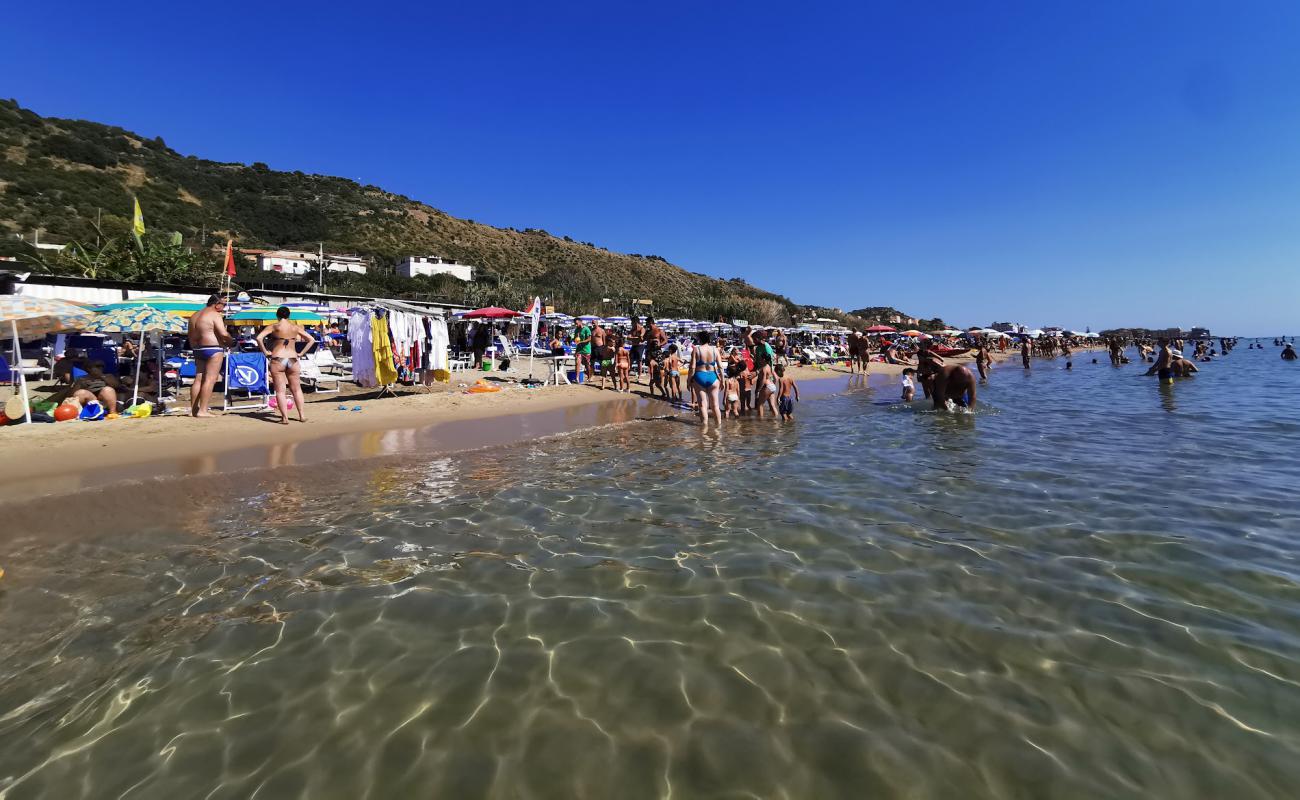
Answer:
[{"left": 3, "top": 345, "right": 1300, "bottom": 798}]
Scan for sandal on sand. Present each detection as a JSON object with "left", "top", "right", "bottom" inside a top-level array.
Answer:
[
  {"left": 336, "top": 405, "right": 348, "bottom": 411},
  {"left": 351, "top": 406, "right": 363, "bottom": 412}
]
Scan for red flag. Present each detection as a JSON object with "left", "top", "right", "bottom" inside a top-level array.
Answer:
[{"left": 224, "top": 240, "right": 236, "bottom": 277}]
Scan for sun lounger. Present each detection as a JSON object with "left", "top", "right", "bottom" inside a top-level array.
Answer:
[
  {"left": 299, "top": 358, "right": 340, "bottom": 394},
  {"left": 312, "top": 348, "right": 346, "bottom": 375}
]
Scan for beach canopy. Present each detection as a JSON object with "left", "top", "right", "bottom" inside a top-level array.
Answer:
[
  {"left": 2, "top": 296, "right": 94, "bottom": 425},
  {"left": 936, "top": 329, "right": 963, "bottom": 336},
  {"left": 900, "top": 330, "right": 924, "bottom": 337},
  {"left": 1, "top": 295, "right": 93, "bottom": 339},
  {"left": 462, "top": 306, "right": 523, "bottom": 320},
  {"left": 228, "top": 308, "right": 325, "bottom": 324},
  {"left": 96, "top": 295, "right": 206, "bottom": 317},
  {"left": 865, "top": 325, "right": 896, "bottom": 333},
  {"left": 84, "top": 305, "right": 188, "bottom": 335},
  {"left": 83, "top": 306, "right": 188, "bottom": 407}
]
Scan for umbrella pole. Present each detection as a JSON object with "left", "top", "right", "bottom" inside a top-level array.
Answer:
[
  {"left": 11, "top": 321, "right": 31, "bottom": 426},
  {"left": 132, "top": 328, "right": 145, "bottom": 407}
]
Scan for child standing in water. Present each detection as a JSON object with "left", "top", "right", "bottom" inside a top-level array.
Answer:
[
  {"left": 663, "top": 345, "right": 682, "bottom": 402},
  {"left": 975, "top": 342, "right": 991, "bottom": 382},
  {"left": 614, "top": 333, "right": 631, "bottom": 392},
  {"left": 901, "top": 368, "right": 916, "bottom": 402},
  {"left": 723, "top": 364, "right": 742, "bottom": 418},
  {"left": 648, "top": 353, "right": 665, "bottom": 399},
  {"left": 776, "top": 364, "right": 799, "bottom": 420}
]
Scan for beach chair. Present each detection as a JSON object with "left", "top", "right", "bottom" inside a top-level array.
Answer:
[
  {"left": 223, "top": 352, "right": 269, "bottom": 411},
  {"left": 87, "top": 346, "right": 120, "bottom": 376},
  {"left": 312, "top": 348, "right": 346, "bottom": 376},
  {"left": 299, "top": 357, "right": 340, "bottom": 394},
  {"left": 494, "top": 334, "right": 520, "bottom": 371},
  {"left": 0, "top": 353, "right": 45, "bottom": 388},
  {"left": 448, "top": 351, "right": 472, "bottom": 372}
]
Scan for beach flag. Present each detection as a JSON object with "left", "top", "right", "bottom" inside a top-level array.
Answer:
[
  {"left": 132, "top": 196, "right": 145, "bottom": 240},
  {"left": 224, "top": 240, "right": 236, "bottom": 277},
  {"left": 527, "top": 296, "right": 542, "bottom": 381}
]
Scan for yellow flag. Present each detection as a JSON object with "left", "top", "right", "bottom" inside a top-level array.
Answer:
[{"left": 132, "top": 196, "right": 145, "bottom": 239}]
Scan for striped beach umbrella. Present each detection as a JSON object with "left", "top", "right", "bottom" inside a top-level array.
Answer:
[
  {"left": 95, "top": 295, "right": 206, "bottom": 317},
  {"left": 0, "top": 295, "right": 93, "bottom": 339},
  {"left": 227, "top": 308, "right": 325, "bottom": 324},
  {"left": 1, "top": 296, "right": 94, "bottom": 425}
]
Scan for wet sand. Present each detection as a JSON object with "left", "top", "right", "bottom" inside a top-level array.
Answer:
[{"left": 0, "top": 351, "right": 1043, "bottom": 505}]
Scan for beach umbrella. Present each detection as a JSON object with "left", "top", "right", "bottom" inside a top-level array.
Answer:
[
  {"left": 227, "top": 308, "right": 325, "bottom": 324},
  {"left": 865, "top": 325, "right": 896, "bottom": 333},
  {"left": 900, "top": 330, "right": 924, "bottom": 337},
  {"left": 0, "top": 296, "right": 93, "bottom": 425},
  {"left": 464, "top": 306, "right": 523, "bottom": 320},
  {"left": 605, "top": 316, "right": 631, "bottom": 326},
  {"left": 96, "top": 295, "right": 205, "bottom": 318},
  {"left": 83, "top": 305, "right": 188, "bottom": 407}
]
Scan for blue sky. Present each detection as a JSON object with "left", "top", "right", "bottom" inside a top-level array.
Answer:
[{"left": 5, "top": 1, "right": 1299, "bottom": 334}]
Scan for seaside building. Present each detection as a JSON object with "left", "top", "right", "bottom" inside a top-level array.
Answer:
[
  {"left": 323, "top": 254, "right": 368, "bottom": 274},
  {"left": 1189, "top": 326, "right": 1211, "bottom": 339},
  {"left": 396, "top": 256, "right": 474, "bottom": 281},
  {"left": 254, "top": 249, "right": 315, "bottom": 275}
]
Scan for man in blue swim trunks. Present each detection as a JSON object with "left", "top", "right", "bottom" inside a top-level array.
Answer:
[{"left": 187, "top": 293, "right": 233, "bottom": 417}]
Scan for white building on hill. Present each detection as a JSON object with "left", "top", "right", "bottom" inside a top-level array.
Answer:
[
  {"left": 323, "top": 254, "right": 368, "bottom": 274},
  {"left": 256, "top": 250, "right": 315, "bottom": 275},
  {"left": 397, "top": 256, "right": 473, "bottom": 281}
]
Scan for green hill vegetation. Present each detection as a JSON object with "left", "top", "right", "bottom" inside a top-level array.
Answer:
[{"left": 0, "top": 99, "right": 840, "bottom": 325}]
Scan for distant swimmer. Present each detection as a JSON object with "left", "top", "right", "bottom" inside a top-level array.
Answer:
[
  {"left": 925, "top": 363, "right": 977, "bottom": 410},
  {"left": 1284, "top": 344, "right": 1298, "bottom": 361},
  {"left": 1021, "top": 339, "right": 1031, "bottom": 369}
]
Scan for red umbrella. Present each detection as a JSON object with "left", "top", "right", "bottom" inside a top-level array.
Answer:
[
  {"left": 461, "top": 306, "right": 521, "bottom": 319},
  {"left": 865, "top": 324, "right": 896, "bottom": 333}
]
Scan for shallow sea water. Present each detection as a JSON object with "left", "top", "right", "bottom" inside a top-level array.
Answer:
[{"left": 3, "top": 344, "right": 1300, "bottom": 798}]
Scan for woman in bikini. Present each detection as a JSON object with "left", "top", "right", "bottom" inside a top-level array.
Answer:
[
  {"left": 614, "top": 332, "right": 632, "bottom": 392},
  {"left": 256, "top": 306, "right": 316, "bottom": 424},
  {"left": 690, "top": 331, "right": 723, "bottom": 427}
]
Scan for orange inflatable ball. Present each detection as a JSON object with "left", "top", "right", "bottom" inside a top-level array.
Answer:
[{"left": 53, "top": 404, "right": 80, "bottom": 422}]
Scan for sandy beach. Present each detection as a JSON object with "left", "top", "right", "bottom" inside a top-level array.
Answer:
[{"left": 0, "top": 350, "right": 1054, "bottom": 503}]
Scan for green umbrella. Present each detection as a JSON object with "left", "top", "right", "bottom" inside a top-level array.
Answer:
[
  {"left": 227, "top": 308, "right": 325, "bottom": 324},
  {"left": 96, "top": 295, "right": 206, "bottom": 317}
]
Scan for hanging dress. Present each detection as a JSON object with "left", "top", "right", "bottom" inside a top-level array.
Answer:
[{"left": 372, "top": 314, "right": 398, "bottom": 386}]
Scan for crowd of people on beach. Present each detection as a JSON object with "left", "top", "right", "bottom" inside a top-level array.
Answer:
[{"left": 15, "top": 284, "right": 1294, "bottom": 433}]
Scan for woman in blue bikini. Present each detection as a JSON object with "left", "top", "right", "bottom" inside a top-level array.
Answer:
[{"left": 690, "top": 330, "right": 723, "bottom": 429}]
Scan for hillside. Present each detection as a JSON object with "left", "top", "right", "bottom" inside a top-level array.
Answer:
[{"left": 0, "top": 99, "right": 808, "bottom": 323}]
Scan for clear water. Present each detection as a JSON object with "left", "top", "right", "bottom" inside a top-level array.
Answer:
[{"left": 3, "top": 344, "right": 1300, "bottom": 799}]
